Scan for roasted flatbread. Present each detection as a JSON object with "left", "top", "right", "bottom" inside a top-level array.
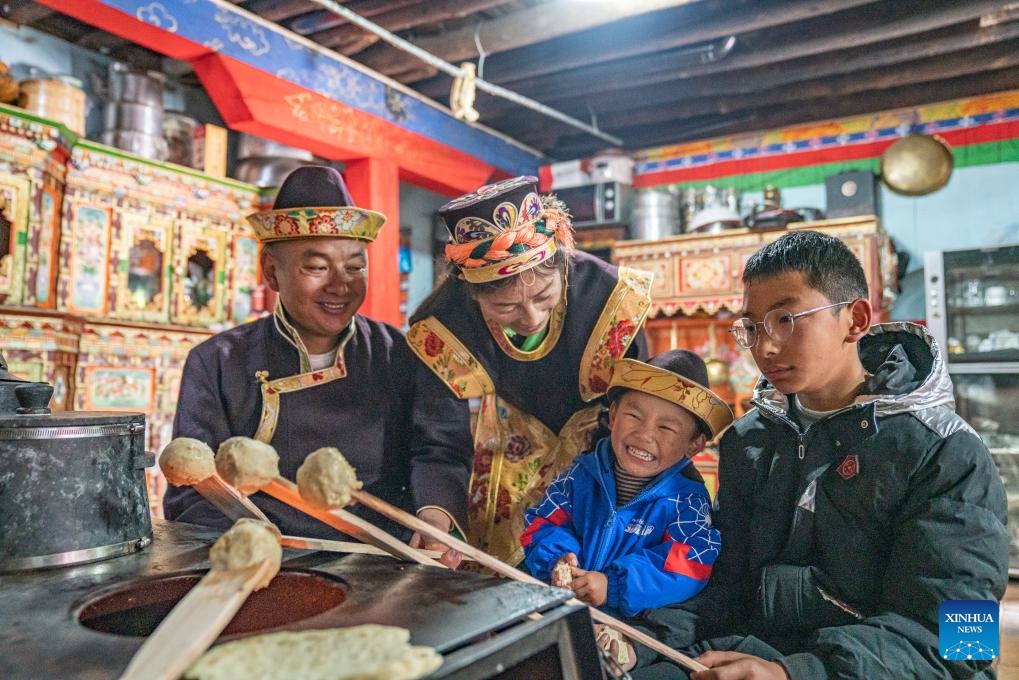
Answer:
[
  {"left": 553, "top": 560, "right": 573, "bottom": 587},
  {"left": 183, "top": 625, "right": 442, "bottom": 680}
]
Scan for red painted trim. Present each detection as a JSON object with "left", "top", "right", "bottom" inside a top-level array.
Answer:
[
  {"left": 520, "top": 507, "right": 570, "bottom": 547},
  {"left": 346, "top": 158, "right": 401, "bottom": 326},
  {"left": 191, "top": 54, "right": 496, "bottom": 195},
  {"left": 663, "top": 541, "right": 713, "bottom": 580},
  {"left": 634, "top": 119, "right": 1019, "bottom": 187},
  {"left": 538, "top": 166, "right": 553, "bottom": 192},
  {"left": 938, "top": 119, "right": 1019, "bottom": 146}
]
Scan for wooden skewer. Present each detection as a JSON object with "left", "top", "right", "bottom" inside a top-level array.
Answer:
[
  {"left": 259, "top": 477, "right": 444, "bottom": 567},
  {"left": 118, "top": 560, "right": 277, "bottom": 680},
  {"left": 349, "top": 490, "right": 708, "bottom": 673},
  {"left": 193, "top": 473, "right": 272, "bottom": 523},
  {"left": 186, "top": 476, "right": 449, "bottom": 561},
  {"left": 278, "top": 535, "right": 452, "bottom": 560}
]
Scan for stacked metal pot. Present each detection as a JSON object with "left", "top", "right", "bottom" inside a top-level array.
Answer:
[
  {"left": 232, "top": 133, "right": 315, "bottom": 188},
  {"left": 100, "top": 62, "right": 168, "bottom": 161}
]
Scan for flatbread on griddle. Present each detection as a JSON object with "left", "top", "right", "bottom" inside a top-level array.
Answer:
[{"left": 183, "top": 624, "right": 442, "bottom": 680}]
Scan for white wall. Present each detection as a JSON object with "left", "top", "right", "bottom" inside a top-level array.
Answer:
[{"left": 398, "top": 182, "right": 449, "bottom": 318}]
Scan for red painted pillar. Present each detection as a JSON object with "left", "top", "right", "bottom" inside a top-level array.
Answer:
[{"left": 344, "top": 158, "right": 401, "bottom": 326}]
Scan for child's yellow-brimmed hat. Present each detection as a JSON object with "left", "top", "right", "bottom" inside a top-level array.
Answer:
[
  {"left": 608, "top": 349, "right": 734, "bottom": 439},
  {"left": 246, "top": 165, "right": 386, "bottom": 243},
  {"left": 438, "top": 175, "right": 575, "bottom": 284}
]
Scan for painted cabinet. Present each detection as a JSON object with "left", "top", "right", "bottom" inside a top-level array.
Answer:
[
  {"left": 0, "top": 105, "right": 69, "bottom": 308},
  {"left": 613, "top": 216, "right": 897, "bottom": 319},
  {"left": 1, "top": 310, "right": 212, "bottom": 516},
  {"left": 58, "top": 140, "right": 260, "bottom": 327},
  {"left": 0, "top": 104, "right": 263, "bottom": 516}
]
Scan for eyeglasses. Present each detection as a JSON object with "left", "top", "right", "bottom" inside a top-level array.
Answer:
[{"left": 729, "top": 301, "right": 854, "bottom": 349}]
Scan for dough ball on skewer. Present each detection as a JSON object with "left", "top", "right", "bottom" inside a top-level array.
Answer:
[
  {"left": 160, "top": 437, "right": 216, "bottom": 486},
  {"left": 296, "top": 447, "right": 363, "bottom": 509},
  {"left": 215, "top": 436, "right": 280, "bottom": 495},
  {"left": 209, "top": 518, "right": 282, "bottom": 590}
]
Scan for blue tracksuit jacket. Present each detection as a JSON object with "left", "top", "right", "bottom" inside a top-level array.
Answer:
[{"left": 521, "top": 437, "right": 720, "bottom": 617}]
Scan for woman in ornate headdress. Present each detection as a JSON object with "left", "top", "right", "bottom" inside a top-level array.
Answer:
[{"left": 406, "top": 176, "right": 653, "bottom": 565}]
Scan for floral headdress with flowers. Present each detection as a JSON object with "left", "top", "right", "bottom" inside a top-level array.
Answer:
[{"left": 439, "top": 176, "right": 575, "bottom": 284}]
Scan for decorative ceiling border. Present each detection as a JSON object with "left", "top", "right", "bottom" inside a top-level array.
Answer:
[{"left": 634, "top": 90, "right": 1019, "bottom": 186}]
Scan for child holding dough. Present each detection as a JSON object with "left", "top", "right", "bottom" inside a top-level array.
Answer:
[{"left": 521, "top": 350, "right": 733, "bottom": 618}]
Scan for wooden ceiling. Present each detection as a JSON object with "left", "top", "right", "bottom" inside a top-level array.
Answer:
[{"left": 5, "top": 0, "right": 1019, "bottom": 161}]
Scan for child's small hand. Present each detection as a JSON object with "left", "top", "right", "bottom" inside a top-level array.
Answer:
[
  {"left": 595, "top": 624, "right": 636, "bottom": 676},
  {"left": 571, "top": 567, "right": 608, "bottom": 606}
]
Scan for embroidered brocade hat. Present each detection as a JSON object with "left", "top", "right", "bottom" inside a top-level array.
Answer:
[
  {"left": 246, "top": 165, "right": 386, "bottom": 243},
  {"left": 438, "top": 175, "right": 575, "bottom": 284},
  {"left": 608, "top": 349, "right": 735, "bottom": 439}
]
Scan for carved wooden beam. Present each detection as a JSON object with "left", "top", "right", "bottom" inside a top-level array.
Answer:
[
  {"left": 648, "top": 0, "right": 1015, "bottom": 81},
  {"left": 387, "top": 63, "right": 440, "bottom": 83},
  {"left": 312, "top": 0, "right": 512, "bottom": 50},
  {"left": 476, "top": 19, "right": 1019, "bottom": 120},
  {"left": 336, "top": 33, "right": 381, "bottom": 56},
  {"left": 4, "top": 0, "right": 56, "bottom": 25},
  {"left": 495, "top": 40, "right": 1019, "bottom": 148},
  {"left": 284, "top": 0, "right": 419, "bottom": 35},
  {"left": 244, "top": 0, "right": 319, "bottom": 23},
  {"left": 413, "top": 0, "right": 882, "bottom": 98}
]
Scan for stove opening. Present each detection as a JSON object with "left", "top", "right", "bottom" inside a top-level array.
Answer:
[
  {"left": 77, "top": 569, "right": 347, "bottom": 638},
  {"left": 493, "top": 645, "right": 566, "bottom": 679}
]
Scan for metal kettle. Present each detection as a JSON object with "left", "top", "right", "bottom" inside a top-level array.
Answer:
[{"left": 0, "top": 350, "right": 154, "bottom": 572}]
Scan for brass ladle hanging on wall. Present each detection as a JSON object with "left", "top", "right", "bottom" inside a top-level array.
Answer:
[{"left": 880, "top": 134, "right": 954, "bottom": 196}]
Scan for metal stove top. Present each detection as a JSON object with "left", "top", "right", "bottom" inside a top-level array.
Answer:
[{"left": 0, "top": 520, "right": 598, "bottom": 679}]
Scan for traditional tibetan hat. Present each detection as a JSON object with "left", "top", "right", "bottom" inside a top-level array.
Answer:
[
  {"left": 439, "top": 175, "right": 575, "bottom": 284},
  {"left": 608, "top": 349, "right": 734, "bottom": 439},
  {"left": 246, "top": 166, "right": 386, "bottom": 243}
]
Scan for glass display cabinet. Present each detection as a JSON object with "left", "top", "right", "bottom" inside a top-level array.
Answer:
[{"left": 925, "top": 244, "right": 1019, "bottom": 576}]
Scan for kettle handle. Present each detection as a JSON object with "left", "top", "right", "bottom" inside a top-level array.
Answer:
[{"left": 135, "top": 450, "right": 156, "bottom": 470}]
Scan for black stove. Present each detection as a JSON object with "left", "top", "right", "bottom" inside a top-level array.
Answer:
[{"left": 0, "top": 520, "right": 604, "bottom": 679}]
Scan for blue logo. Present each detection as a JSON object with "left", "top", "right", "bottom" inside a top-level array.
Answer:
[{"left": 939, "top": 600, "right": 998, "bottom": 661}]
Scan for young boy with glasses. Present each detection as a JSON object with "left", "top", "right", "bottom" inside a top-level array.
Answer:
[{"left": 616, "top": 230, "right": 1009, "bottom": 680}]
